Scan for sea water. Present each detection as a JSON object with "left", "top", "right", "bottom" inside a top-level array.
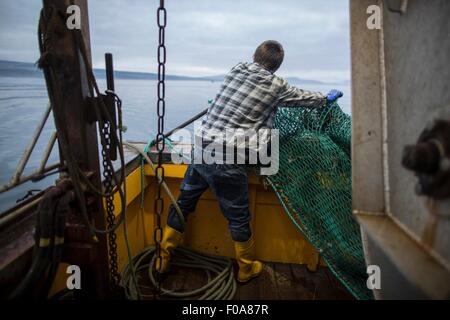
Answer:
[{"left": 0, "top": 75, "right": 350, "bottom": 213}]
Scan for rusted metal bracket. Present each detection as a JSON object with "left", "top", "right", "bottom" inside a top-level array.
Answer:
[
  {"left": 402, "top": 119, "right": 450, "bottom": 199},
  {"left": 85, "top": 93, "right": 116, "bottom": 123},
  {"left": 86, "top": 95, "right": 118, "bottom": 161},
  {"left": 85, "top": 53, "right": 118, "bottom": 161}
]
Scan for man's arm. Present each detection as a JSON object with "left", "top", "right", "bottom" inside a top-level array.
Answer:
[{"left": 277, "top": 79, "right": 327, "bottom": 108}]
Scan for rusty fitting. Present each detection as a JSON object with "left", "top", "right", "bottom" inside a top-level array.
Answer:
[
  {"left": 402, "top": 142, "right": 440, "bottom": 174},
  {"left": 402, "top": 119, "right": 450, "bottom": 199}
]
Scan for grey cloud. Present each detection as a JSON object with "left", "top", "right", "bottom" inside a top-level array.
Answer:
[{"left": 0, "top": 0, "right": 350, "bottom": 82}]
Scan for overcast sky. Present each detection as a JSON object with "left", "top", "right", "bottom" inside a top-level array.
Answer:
[{"left": 0, "top": 0, "right": 350, "bottom": 82}]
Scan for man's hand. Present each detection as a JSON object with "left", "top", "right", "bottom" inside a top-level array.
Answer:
[{"left": 326, "top": 89, "right": 343, "bottom": 102}]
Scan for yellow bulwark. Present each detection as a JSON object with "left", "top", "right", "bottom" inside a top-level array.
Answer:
[
  {"left": 116, "top": 164, "right": 321, "bottom": 267},
  {"left": 50, "top": 163, "right": 322, "bottom": 295}
]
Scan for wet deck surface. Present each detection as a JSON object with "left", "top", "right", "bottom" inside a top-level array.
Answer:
[
  {"left": 234, "top": 263, "right": 353, "bottom": 300},
  {"left": 142, "top": 262, "right": 353, "bottom": 300}
]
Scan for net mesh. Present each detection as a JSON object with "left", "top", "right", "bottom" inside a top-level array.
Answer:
[{"left": 265, "top": 102, "right": 373, "bottom": 300}]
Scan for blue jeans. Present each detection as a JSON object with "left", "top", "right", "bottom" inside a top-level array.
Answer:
[{"left": 167, "top": 164, "right": 252, "bottom": 242}]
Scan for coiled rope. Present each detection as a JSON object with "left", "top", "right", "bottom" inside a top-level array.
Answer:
[
  {"left": 122, "top": 141, "right": 236, "bottom": 300},
  {"left": 121, "top": 246, "right": 236, "bottom": 300}
]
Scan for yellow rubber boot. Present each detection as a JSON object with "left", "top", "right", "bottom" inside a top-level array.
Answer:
[
  {"left": 234, "top": 236, "right": 263, "bottom": 283},
  {"left": 157, "top": 225, "right": 183, "bottom": 273}
]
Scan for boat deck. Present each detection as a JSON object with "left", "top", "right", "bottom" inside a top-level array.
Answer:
[{"left": 141, "top": 262, "right": 354, "bottom": 300}]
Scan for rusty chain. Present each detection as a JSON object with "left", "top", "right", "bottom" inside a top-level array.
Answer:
[
  {"left": 154, "top": 0, "right": 167, "bottom": 296},
  {"left": 100, "top": 118, "right": 121, "bottom": 291}
]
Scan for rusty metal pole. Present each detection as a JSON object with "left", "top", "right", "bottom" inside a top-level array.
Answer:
[{"left": 41, "top": 0, "right": 111, "bottom": 299}]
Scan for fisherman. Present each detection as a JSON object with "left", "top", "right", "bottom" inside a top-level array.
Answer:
[{"left": 157, "top": 40, "right": 343, "bottom": 283}]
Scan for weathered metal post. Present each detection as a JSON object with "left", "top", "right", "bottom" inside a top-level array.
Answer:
[{"left": 41, "top": 0, "right": 111, "bottom": 298}]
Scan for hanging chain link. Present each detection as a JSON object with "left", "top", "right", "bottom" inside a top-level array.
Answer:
[
  {"left": 154, "top": 0, "right": 167, "bottom": 295},
  {"left": 100, "top": 117, "right": 120, "bottom": 291}
]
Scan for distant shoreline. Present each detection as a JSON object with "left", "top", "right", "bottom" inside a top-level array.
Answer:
[{"left": 0, "top": 60, "right": 349, "bottom": 86}]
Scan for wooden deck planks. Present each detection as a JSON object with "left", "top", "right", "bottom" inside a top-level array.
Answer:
[{"left": 146, "top": 261, "right": 354, "bottom": 300}]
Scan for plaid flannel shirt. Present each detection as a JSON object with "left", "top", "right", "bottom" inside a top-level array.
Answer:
[{"left": 199, "top": 62, "right": 326, "bottom": 153}]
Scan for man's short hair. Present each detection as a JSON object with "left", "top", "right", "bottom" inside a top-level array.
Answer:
[{"left": 253, "top": 40, "right": 284, "bottom": 73}]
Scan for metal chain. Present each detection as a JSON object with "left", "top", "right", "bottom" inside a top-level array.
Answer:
[
  {"left": 154, "top": 0, "right": 167, "bottom": 296},
  {"left": 100, "top": 118, "right": 120, "bottom": 290}
]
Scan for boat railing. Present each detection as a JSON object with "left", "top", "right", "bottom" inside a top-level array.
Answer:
[{"left": 0, "top": 103, "right": 62, "bottom": 194}]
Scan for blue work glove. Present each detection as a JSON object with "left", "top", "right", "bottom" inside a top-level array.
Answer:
[{"left": 326, "top": 89, "right": 343, "bottom": 102}]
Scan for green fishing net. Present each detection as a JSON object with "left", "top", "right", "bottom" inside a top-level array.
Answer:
[{"left": 265, "top": 102, "right": 373, "bottom": 300}]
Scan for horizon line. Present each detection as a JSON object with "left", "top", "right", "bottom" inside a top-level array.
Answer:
[{"left": 0, "top": 59, "right": 350, "bottom": 84}]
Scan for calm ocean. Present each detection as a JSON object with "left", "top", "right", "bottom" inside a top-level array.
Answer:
[{"left": 0, "top": 74, "right": 350, "bottom": 213}]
